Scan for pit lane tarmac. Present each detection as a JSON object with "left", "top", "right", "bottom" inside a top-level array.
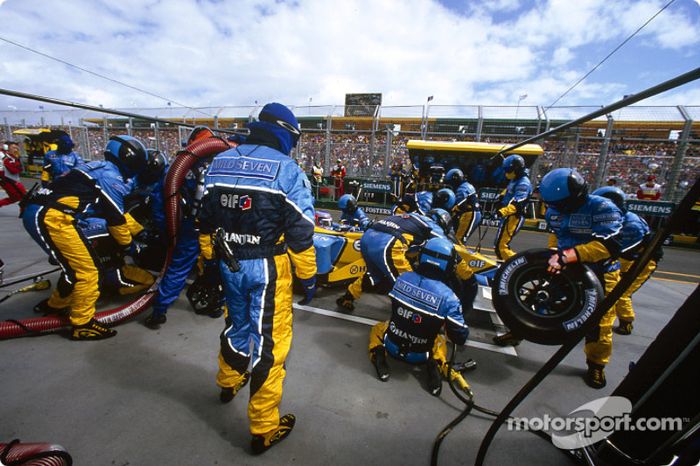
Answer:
[{"left": 1, "top": 203, "right": 697, "bottom": 466}]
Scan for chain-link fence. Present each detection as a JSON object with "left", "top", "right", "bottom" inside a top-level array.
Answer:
[{"left": 2, "top": 104, "right": 698, "bottom": 201}]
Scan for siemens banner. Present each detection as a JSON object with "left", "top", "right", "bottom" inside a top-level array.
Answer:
[
  {"left": 626, "top": 200, "right": 675, "bottom": 218},
  {"left": 361, "top": 181, "right": 392, "bottom": 193}
]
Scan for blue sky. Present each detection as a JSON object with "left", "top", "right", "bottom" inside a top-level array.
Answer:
[{"left": 0, "top": 0, "right": 698, "bottom": 116}]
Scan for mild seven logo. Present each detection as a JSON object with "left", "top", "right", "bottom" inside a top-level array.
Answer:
[{"left": 209, "top": 156, "right": 280, "bottom": 181}]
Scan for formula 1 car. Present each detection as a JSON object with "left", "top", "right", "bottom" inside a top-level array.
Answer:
[{"left": 311, "top": 211, "right": 499, "bottom": 288}]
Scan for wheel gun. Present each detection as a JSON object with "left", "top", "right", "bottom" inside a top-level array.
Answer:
[{"left": 213, "top": 228, "right": 241, "bottom": 273}]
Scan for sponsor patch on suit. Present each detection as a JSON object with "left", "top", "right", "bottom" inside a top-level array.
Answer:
[{"left": 209, "top": 156, "right": 280, "bottom": 181}]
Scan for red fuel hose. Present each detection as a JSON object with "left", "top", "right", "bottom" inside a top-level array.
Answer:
[
  {"left": 0, "top": 136, "right": 233, "bottom": 339},
  {"left": 0, "top": 439, "right": 72, "bottom": 465}
]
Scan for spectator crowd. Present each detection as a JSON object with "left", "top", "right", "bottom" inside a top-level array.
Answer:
[{"left": 4, "top": 123, "right": 699, "bottom": 201}]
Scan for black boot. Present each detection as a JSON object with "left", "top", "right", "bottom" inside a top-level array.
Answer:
[
  {"left": 33, "top": 298, "right": 68, "bottom": 316},
  {"left": 614, "top": 320, "right": 633, "bottom": 335},
  {"left": 452, "top": 359, "right": 478, "bottom": 372},
  {"left": 250, "top": 413, "right": 296, "bottom": 455},
  {"left": 144, "top": 312, "right": 167, "bottom": 330},
  {"left": 71, "top": 319, "right": 117, "bottom": 341},
  {"left": 336, "top": 291, "right": 355, "bottom": 312},
  {"left": 370, "top": 347, "right": 390, "bottom": 381},
  {"left": 492, "top": 331, "right": 522, "bottom": 347},
  {"left": 194, "top": 305, "right": 224, "bottom": 318},
  {"left": 585, "top": 362, "right": 607, "bottom": 389},
  {"left": 205, "top": 307, "right": 224, "bottom": 319}
]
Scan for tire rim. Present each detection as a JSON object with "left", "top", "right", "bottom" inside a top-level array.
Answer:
[{"left": 513, "top": 266, "right": 582, "bottom": 319}]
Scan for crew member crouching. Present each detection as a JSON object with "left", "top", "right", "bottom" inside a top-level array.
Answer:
[
  {"left": 368, "top": 237, "right": 473, "bottom": 397},
  {"left": 21, "top": 135, "right": 149, "bottom": 340}
]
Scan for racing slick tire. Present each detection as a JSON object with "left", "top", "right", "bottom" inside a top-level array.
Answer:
[{"left": 492, "top": 248, "right": 604, "bottom": 345}]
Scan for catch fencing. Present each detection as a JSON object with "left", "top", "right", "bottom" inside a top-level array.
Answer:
[{"left": 2, "top": 104, "right": 698, "bottom": 202}]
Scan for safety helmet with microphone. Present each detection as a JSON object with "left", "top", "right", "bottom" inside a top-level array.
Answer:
[
  {"left": 445, "top": 168, "right": 464, "bottom": 189},
  {"left": 502, "top": 154, "right": 526, "bottom": 179}
]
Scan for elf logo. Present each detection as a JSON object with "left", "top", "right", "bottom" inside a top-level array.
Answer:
[{"left": 220, "top": 193, "right": 252, "bottom": 210}]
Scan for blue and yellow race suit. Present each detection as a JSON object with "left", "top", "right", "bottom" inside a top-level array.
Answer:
[
  {"left": 453, "top": 180, "right": 482, "bottom": 245},
  {"left": 41, "top": 150, "right": 84, "bottom": 187},
  {"left": 616, "top": 210, "right": 657, "bottom": 323},
  {"left": 495, "top": 174, "right": 532, "bottom": 260},
  {"left": 546, "top": 194, "right": 624, "bottom": 366},
  {"left": 368, "top": 268, "right": 470, "bottom": 387},
  {"left": 150, "top": 163, "right": 213, "bottom": 317},
  {"left": 22, "top": 161, "right": 137, "bottom": 326},
  {"left": 340, "top": 206, "right": 370, "bottom": 230},
  {"left": 198, "top": 144, "right": 316, "bottom": 438},
  {"left": 346, "top": 213, "right": 444, "bottom": 299},
  {"left": 75, "top": 216, "right": 154, "bottom": 295}
]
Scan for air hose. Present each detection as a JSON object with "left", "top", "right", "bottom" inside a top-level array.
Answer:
[
  {"left": 0, "top": 136, "right": 233, "bottom": 339},
  {"left": 430, "top": 342, "right": 475, "bottom": 466},
  {"left": 430, "top": 341, "right": 575, "bottom": 466}
]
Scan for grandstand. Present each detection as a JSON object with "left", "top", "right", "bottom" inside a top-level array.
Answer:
[{"left": 2, "top": 103, "right": 699, "bottom": 202}]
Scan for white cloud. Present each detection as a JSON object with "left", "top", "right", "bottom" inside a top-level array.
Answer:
[
  {"left": 0, "top": 0, "right": 697, "bottom": 115},
  {"left": 478, "top": 0, "right": 522, "bottom": 13},
  {"left": 645, "top": 86, "right": 700, "bottom": 107},
  {"left": 619, "top": 1, "right": 700, "bottom": 49},
  {"left": 551, "top": 47, "right": 573, "bottom": 66}
]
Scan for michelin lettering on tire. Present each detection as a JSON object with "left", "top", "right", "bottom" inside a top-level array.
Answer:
[
  {"left": 562, "top": 288, "right": 599, "bottom": 332},
  {"left": 498, "top": 256, "right": 527, "bottom": 296},
  {"left": 491, "top": 249, "right": 604, "bottom": 345}
]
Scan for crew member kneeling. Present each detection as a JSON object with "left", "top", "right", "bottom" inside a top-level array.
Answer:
[
  {"left": 368, "top": 238, "right": 473, "bottom": 397},
  {"left": 336, "top": 208, "right": 455, "bottom": 311}
]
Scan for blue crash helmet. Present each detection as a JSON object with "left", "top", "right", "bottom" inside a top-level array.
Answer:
[
  {"left": 502, "top": 154, "right": 525, "bottom": 175},
  {"left": 445, "top": 168, "right": 464, "bottom": 188},
  {"left": 419, "top": 237, "right": 455, "bottom": 272},
  {"left": 253, "top": 102, "right": 302, "bottom": 155},
  {"left": 338, "top": 194, "right": 357, "bottom": 213},
  {"left": 416, "top": 191, "right": 434, "bottom": 215},
  {"left": 592, "top": 186, "right": 626, "bottom": 212},
  {"left": 56, "top": 134, "right": 75, "bottom": 154},
  {"left": 428, "top": 208, "right": 453, "bottom": 235},
  {"left": 104, "top": 135, "right": 149, "bottom": 179},
  {"left": 539, "top": 167, "right": 588, "bottom": 212},
  {"left": 433, "top": 188, "right": 456, "bottom": 211}
]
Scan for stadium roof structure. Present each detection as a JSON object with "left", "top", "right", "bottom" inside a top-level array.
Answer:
[{"left": 406, "top": 139, "right": 544, "bottom": 156}]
